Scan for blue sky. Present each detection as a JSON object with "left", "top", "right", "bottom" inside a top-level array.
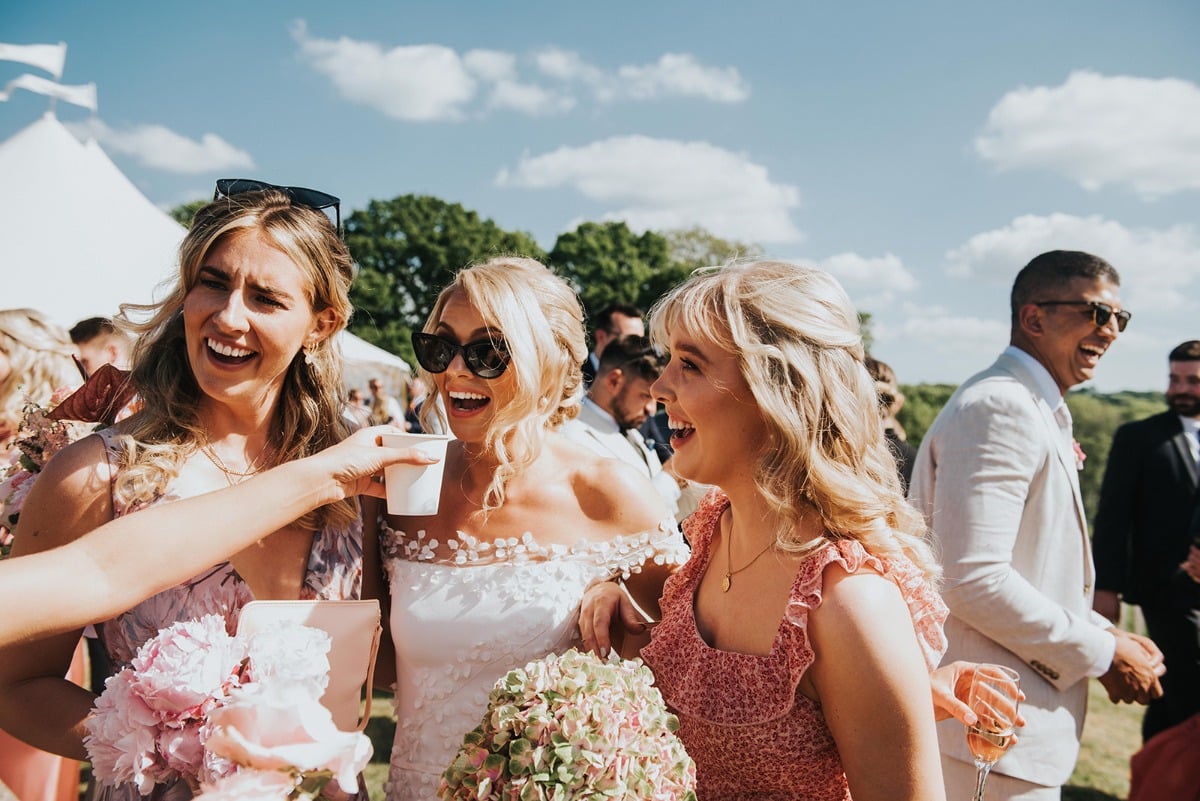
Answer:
[{"left": 4, "top": 0, "right": 1199, "bottom": 391}]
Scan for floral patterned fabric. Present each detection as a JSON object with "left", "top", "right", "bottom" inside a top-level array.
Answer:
[
  {"left": 89, "top": 429, "right": 366, "bottom": 801},
  {"left": 642, "top": 490, "right": 948, "bottom": 801},
  {"left": 380, "top": 519, "right": 688, "bottom": 801}
]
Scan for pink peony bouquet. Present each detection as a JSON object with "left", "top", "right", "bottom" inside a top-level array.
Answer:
[
  {"left": 438, "top": 648, "right": 697, "bottom": 801},
  {"left": 84, "top": 614, "right": 371, "bottom": 797}
]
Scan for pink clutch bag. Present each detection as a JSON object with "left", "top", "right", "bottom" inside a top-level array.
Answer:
[{"left": 236, "top": 599, "right": 382, "bottom": 731}]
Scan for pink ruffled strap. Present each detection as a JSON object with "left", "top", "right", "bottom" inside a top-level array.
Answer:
[{"left": 784, "top": 539, "right": 948, "bottom": 671}]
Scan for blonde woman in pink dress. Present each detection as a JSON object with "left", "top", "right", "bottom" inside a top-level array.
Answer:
[
  {"left": 0, "top": 181, "right": 378, "bottom": 801},
  {"left": 583, "top": 261, "right": 952, "bottom": 801}
]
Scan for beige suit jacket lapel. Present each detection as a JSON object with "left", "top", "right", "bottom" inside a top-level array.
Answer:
[{"left": 999, "top": 353, "right": 1090, "bottom": 544}]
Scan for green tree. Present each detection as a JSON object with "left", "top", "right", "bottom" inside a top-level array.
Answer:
[
  {"left": 858, "top": 312, "right": 874, "bottom": 355},
  {"left": 345, "top": 195, "right": 545, "bottom": 360},
  {"left": 169, "top": 199, "right": 208, "bottom": 228},
  {"left": 662, "top": 226, "right": 764, "bottom": 272},
  {"left": 548, "top": 221, "right": 672, "bottom": 320},
  {"left": 897, "top": 382, "right": 1166, "bottom": 525},
  {"left": 1067, "top": 389, "right": 1165, "bottom": 526},
  {"left": 647, "top": 226, "right": 767, "bottom": 313},
  {"left": 896, "top": 383, "right": 957, "bottom": 451}
]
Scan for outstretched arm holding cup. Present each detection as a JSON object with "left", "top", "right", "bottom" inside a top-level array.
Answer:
[{"left": 0, "top": 425, "right": 435, "bottom": 647}]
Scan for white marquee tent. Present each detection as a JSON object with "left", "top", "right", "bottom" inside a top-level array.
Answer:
[{"left": 0, "top": 112, "right": 409, "bottom": 391}]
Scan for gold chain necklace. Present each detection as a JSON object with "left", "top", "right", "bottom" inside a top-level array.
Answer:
[
  {"left": 722, "top": 528, "right": 776, "bottom": 592},
  {"left": 197, "top": 441, "right": 267, "bottom": 485}
]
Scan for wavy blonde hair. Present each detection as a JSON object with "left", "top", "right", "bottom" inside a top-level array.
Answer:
[
  {"left": 0, "top": 308, "right": 80, "bottom": 432},
  {"left": 419, "top": 256, "right": 586, "bottom": 512},
  {"left": 115, "top": 189, "right": 356, "bottom": 530},
  {"left": 649, "top": 260, "right": 939, "bottom": 583}
]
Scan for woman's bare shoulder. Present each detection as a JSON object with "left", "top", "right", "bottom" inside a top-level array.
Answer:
[
  {"left": 11, "top": 432, "right": 116, "bottom": 554},
  {"left": 548, "top": 439, "right": 668, "bottom": 536}
]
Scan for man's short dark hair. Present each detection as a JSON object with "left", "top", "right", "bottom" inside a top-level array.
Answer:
[
  {"left": 1010, "top": 250, "right": 1120, "bottom": 325},
  {"left": 69, "top": 316, "right": 117, "bottom": 345},
  {"left": 596, "top": 334, "right": 664, "bottom": 384},
  {"left": 592, "top": 303, "right": 644, "bottom": 336},
  {"left": 1169, "top": 340, "right": 1200, "bottom": 362}
]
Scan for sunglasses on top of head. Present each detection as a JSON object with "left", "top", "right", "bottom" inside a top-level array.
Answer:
[
  {"left": 411, "top": 332, "right": 510, "bottom": 379},
  {"left": 1034, "top": 300, "right": 1131, "bottom": 332},
  {"left": 213, "top": 178, "right": 342, "bottom": 235}
]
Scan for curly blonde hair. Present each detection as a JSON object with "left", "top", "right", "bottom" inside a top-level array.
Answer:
[
  {"left": 419, "top": 256, "right": 586, "bottom": 512},
  {"left": 649, "top": 260, "right": 939, "bottom": 583},
  {"left": 116, "top": 188, "right": 356, "bottom": 530},
  {"left": 0, "top": 308, "right": 80, "bottom": 435}
]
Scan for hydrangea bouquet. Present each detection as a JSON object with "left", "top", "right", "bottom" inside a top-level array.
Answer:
[
  {"left": 84, "top": 614, "right": 371, "bottom": 798},
  {"left": 438, "top": 648, "right": 697, "bottom": 801}
]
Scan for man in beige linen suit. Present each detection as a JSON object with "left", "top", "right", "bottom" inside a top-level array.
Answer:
[{"left": 909, "top": 250, "right": 1165, "bottom": 800}]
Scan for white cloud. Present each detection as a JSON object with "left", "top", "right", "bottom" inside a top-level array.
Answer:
[
  {"left": 975, "top": 70, "right": 1200, "bottom": 199},
  {"left": 535, "top": 47, "right": 604, "bottom": 84},
  {"left": 944, "top": 212, "right": 1200, "bottom": 312},
  {"left": 496, "top": 135, "right": 802, "bottom": 244},
  {"left": 463, "top": 49, "right": 516, "bottom": 82},
  {"left": 466, "top": 49, "right": 575, "bottom": 115},
  {"left": 896, "top": 312, "right": 1009, "bottom": 348},
  {"left": 291, "top": 20, "right": 477, "bottom": 121},
  {"left": 68, "top": 119, "right": 253, "bottom": 173},
  {"left": 291, "top": 23, "right": 748, "bottom": 121},
  {"left": 614, "top": 53, "right": 749, "bottom": 103},
  {"left": 536, "top": 48, "right": 749, "bottom": 104},
  {"left": 816, "top": 252, "right": 917, "bottom": 294}
]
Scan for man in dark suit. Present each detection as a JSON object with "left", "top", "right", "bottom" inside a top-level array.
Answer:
[{"left": 1093, "top": 339, "right": 1200, "bottom": 740}]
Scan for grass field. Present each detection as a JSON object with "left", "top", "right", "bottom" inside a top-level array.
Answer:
[{"left": 360, "top": 679, "right": 1146, "bottom": 801}]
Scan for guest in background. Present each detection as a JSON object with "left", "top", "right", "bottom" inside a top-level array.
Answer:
[
  {"left": 581, "top": 302, "right": 645, "bottom": 387},
  {"left": 561, "top": 333, "right": 684, "bottom": 519},
  {"left": 68, "top": 316, "right": 133, "bottom": 376},
  {"left": 1093, "top": 339, "right": 1200, "bottom": 741},
  {"left": 910, "top": 250, "right": 1163, "bottom": 800},
  {"left": 865, "top": 355, "right": 917, "bottom": 493},
  {"left": 0, "top": 309, "right": 80, "bottom": 451},
  {"left": 0, "top": 307, "right": 84, "bottom": 801},
  {"left": 368, "top": 375, "right": 407, "bottom": 428},
  {"left": 583, "top": 302, "right": 673, "bottom": 465},
  {"left": 344, "top": 386, "right": 372, "bottom": 428}
]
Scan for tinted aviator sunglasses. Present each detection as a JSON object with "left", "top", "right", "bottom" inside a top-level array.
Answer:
[
  {"left": 411, "top": 332, "right": 510, "bottom": 379},
  {"left": 1034, "top": 300, "right": 1131, "bottom": 332},
  {"left": 213, "top": 178, "right": 342, "bottom": 235}
]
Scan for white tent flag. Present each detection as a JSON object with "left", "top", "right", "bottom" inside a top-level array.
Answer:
[
  {"left": 0, "top": 42, "right": 66, "bottom": 79},
  {"left": 0, "top": 74, "right": 97, "bottom": 111}
]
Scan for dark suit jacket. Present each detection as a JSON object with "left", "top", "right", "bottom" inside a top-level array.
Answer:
[{"left": 1093, "top": 411, "right": 1199, "bottom": 607}]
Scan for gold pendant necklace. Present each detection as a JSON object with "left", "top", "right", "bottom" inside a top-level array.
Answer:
[
  {"left": 722, "top": 527, "right": 775, "bottom": 592},
  {"left": 198, "top": 441, "right": 267, "bottom": 485}
]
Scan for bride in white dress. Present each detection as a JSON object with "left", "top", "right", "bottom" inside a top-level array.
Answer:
[{"left": 376, "top": 257, "right": 686, "bottom": 800}]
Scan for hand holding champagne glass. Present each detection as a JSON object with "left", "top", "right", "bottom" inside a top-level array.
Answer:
[{"left": 965, "top": 664, "right": 1020, "bottom": 801}]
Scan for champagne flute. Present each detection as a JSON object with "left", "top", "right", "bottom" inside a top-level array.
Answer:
[{"left": 965, "top": 664, "right": 1020, "bottom": 801}]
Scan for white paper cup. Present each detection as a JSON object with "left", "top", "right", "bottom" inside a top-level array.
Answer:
[{"left": 381, "top": 433, "right": 450, "bottom": 516}]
